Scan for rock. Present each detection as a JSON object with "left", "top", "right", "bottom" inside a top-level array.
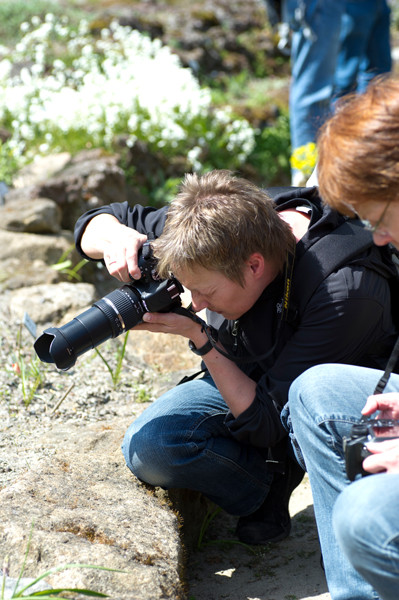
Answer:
[
  {"left": 0, "top": 419, "right": 189, "bottom": 600},
  {"left": 0, "top": 229, "right": 75, "bottom": 265},
  {"left": 0, "top": 197, "right": 62, "bottom": 233},
  {"left": 105, "top": 0, "right": 286, "bottom": 82},
  {"left": 0, "top": 258, "right": 62, "bottom": 291},
  {"left": 0, "top": 573, "right": 51, "bottom": 599},
  {"left": 35, "top": 149, "right": 128, "bottom": 231},
  {"left": 12, "top": 153, "right": 71, "bottom": 188},
  {"left": 9, "top": 281, "right": 97, "bottom": 325},
  {"left": 0, "top": 229, "right": 81, "bottom": 291}
]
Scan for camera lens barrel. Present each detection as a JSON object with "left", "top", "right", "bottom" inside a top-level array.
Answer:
[
  {"left": 34, "top": 277, "right": 183, "bottom": 371},
  {"left": 94, "top": 285, "right": 145, "bottom": 334}
]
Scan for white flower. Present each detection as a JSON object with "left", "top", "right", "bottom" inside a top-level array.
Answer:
[{"left": 0, "top": 16, "right": 255, "bottom": 171}]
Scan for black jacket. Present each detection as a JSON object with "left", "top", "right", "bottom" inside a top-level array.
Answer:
[{"left": 74, "top": 187, "right": 397, "bottom": 448}]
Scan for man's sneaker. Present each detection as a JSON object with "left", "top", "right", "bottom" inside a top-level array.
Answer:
[{"left": 236, "top": 458, "right": 305, "bottom": 545}]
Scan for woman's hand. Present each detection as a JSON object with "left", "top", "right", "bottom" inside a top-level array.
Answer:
[
  {"left": 363, "top": 438, "right": 399, "bottom": 474},
  {"left": 362, "top": 392, "right": 399, "bottom": 420}
]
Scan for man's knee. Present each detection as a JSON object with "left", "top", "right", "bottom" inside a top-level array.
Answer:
[{"left": 121, "top": 417, "right": 176, "bottom": 487}]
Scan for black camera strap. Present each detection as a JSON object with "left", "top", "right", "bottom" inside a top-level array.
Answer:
[{"left": 373, "top": 334, "right": 399, "bottom": 394}]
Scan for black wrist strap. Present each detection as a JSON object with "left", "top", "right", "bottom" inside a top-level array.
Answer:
[
  {"left": 188, "top": 338, "right": 214, "bottom": 356},
  {"left": 173, "top": 304, "right": 278, "bottom": 364}
]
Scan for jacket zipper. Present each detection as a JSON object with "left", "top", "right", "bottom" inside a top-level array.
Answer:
[{"left": 232, "top": 320, "right": 239, "bottom": 353}]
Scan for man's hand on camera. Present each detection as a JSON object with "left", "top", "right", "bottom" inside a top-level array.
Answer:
[
  {"left": 363, "top": 438, "right": 399, "bottom": 474},
  {"left": 362, "top": 392, "right": 399, "bottom": 420},
  {"left": 80, "top": 214, "right": 147, "bottom": 282},
  {"left": 103, "top": 226, "right": 148, "bottom": 282}
]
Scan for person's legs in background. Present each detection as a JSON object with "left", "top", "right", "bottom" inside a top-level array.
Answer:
[
  {"left": 333, "top": 473, "right": 399, "bottom": 600},
  {"left": 286, "top": 0, "right": 345, "bottom": 185},
  {"left": 334, "top": 0, "right": 392, "bottom": 99}
]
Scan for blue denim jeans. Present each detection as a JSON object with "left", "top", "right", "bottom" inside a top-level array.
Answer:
[
  {"left": 335, "top": 0, "right": 392, "bottom": 98},
  {"left": 287, "top": 0, "right": 345, "bottom": 151},
  {"left": 287, "top": 0, "right": 392, "bottom": 150},
  {"left": 283, "top": 363, "right": 399, "bottom": 600},
  {"left": 333, "top": 473, "right": 399, "bottom": 600},
  {"left": 122, "top": 374, "right": 273, "bottom": 515}
]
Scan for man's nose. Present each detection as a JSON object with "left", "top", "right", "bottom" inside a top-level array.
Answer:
[{"left": 190, "top": 293, "right": 208, "bottom": 313}]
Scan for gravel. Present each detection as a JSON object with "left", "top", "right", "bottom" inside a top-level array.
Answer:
[
  {"left": 0, "top": 292, "right": 167, "bottom": 491},
  {"left": 0, "top": 294, "right": 331, "bottom": 600}
]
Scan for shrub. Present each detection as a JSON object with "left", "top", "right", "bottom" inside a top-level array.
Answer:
[{"left": 0, "top": 14, "right": 256, "bottom": 193}]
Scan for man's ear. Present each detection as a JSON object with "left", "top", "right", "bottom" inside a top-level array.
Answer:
[
  {"left": 247, "top": 253, "right": 265, "bottom": 278},
  {"left": 247, "top": 252, "right": 279, "bottom": 285}
]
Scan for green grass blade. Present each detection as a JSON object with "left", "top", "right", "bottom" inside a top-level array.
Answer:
[
  {"left": 14, "top": 564, "right": 124, "bottom": 598},
  {"left": 24, "top": 588, "right": 108, "bottom": 597}
]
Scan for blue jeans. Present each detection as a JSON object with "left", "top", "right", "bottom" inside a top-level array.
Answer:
[
  {"left": 333, "top": 474, "right": 399, "bottom": 600},
  {"left": 122, "top": 374, "right": 273, "bottom": 515},
  {"left": 287, "top": 0, "right": 345, "bottom": 151},
  {"left": 335, "top": 0, "right": 392, "bottom": 98},
  {"left": 287, "top": 0, "right": 391, "bottom": 150},
  {"left": 283, "top": 363, "right": 399, "bottom": 600}
]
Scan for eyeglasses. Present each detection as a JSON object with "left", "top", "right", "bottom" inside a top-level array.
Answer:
[{"left": 359, "top": 200, "right": 392, "bottom": 235}]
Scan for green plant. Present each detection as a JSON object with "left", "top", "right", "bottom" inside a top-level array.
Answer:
[
  {"left": 0, "top": 14, "right": 255, "bottom": 199},
  {"left": 134, "top": 386, "right": 152, "bottom": 403},
  {"left": 0, "top": 141, "right": 21, "bottom": 186},
  {"left": 196, "top": 507, "right": 256, "bottom": 553},
  {"left": 94, "top": 331, "right": 130, "bottom": 388},
  {"left": 51, "top": 246, "right": 88, "bottom": 281},
  {"left": 1, "top": 524, "right": 124, "bottom": 599},
  {"left": 0, "top": 1, "right": 62, "bottom": 46},
  {"left": 10, "top": 325, "right": 44, "bottom": 406},
  {"left": 247, "top": 112, "right": 291, "bottom": 186}
]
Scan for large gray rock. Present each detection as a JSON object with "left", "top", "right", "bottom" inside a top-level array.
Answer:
[
  {"left": 0, "top": 419, "right": 187, "bottom": 600},
  {"left": 0, "top": 229, "right": 75, "bottom": 264},
  {"left": 12, "top": 152, "right": 71, "bottom": 188},
  {"left": 0, "top": 229, "right": 80, "bottom": 291},
  {"left": 0, "top": 148, "right": 208, "bottom": 600},
  {"left": 3, "top": 150, "right": 127, "bottom": 232},
  {"left": 9, "top": 281, "right": 96, "bottom": 325},
  {"left": 35, "top": 149, "right": 128, "bottom": 230},
  {"left": 0, "top": 197, "right": 62, "bottom": 233}
]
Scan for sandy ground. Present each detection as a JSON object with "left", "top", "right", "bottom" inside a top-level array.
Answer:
[{"left": 187, "top": 474, "right": 331, "bottom": 600}]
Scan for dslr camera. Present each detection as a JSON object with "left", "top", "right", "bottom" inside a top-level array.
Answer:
[
  {"left": 34, "top": 241, "right": 183, "bottom": 371},
  {"left": 343, "top": 417, "right": 399, "bottom": 481}
]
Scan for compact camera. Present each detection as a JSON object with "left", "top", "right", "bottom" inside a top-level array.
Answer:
[
  {"left": 343, "top": 417, "right": 399, "bottom": 481},
  {"left": 34, "top": 242, "right": 183, "bottom": 371}
]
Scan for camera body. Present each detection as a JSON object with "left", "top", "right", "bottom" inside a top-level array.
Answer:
[
  {"left": 343, "top": 418, "right": 399, "bottom": 481},
  {"left": 34, "top": 241, "right": 184, "bottom": 370}
]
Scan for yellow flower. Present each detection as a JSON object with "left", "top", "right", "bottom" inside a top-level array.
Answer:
[{"left": 290, "top": 142, "right": 318, "bottom": 177}]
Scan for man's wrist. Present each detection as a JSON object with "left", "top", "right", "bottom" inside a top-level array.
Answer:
[
  {"left": 188, "top": 325, "right": 218, "bottom": 356},
  {"left": 188, "top": 338, "right": 213, "bottom": 356}
]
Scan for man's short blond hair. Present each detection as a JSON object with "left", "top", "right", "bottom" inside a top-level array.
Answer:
[{"left": 152, "top": 170, "right": 295, "bottom": 285}]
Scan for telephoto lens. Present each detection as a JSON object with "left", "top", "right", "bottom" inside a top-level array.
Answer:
[{"left": 34, "top": 277, "right": 183, "bottom": 370}]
